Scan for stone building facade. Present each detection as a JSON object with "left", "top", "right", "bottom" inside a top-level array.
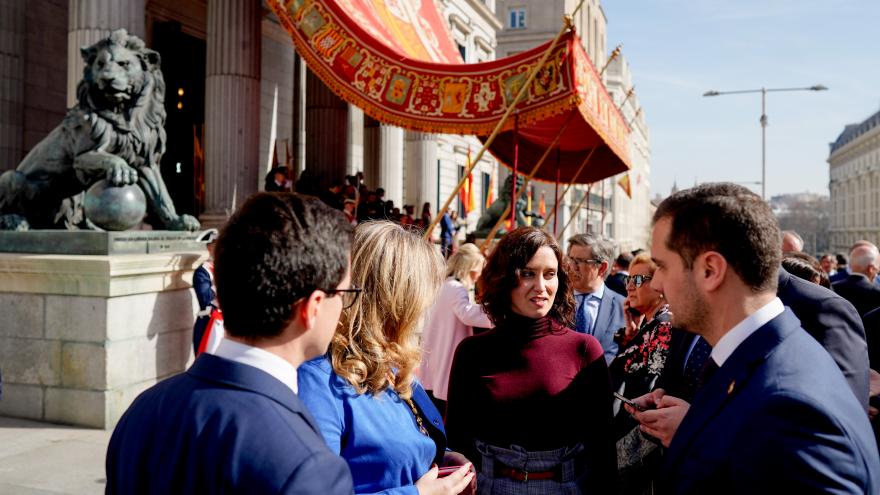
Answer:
[
  {"left": 828, "top": 110, "right": 880, "bottom": 252},
  {"left": 495, "top": 0, "right": 652, "bottom": 250},
  {"left": 605, "top": 55, "right": 653, "bottom": 251},
  {"left": 0, "top": 0, "right": 500, "bottom": 231}
]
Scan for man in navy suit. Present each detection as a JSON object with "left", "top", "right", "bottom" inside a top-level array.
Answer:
[
  {"left": 106, "top": 193, "right": 355, "bottom": 494},
  {"left": 833, "top": 242, "right": 880, "bottom": 317},
  {"left": 629, "top": 183, "right": 878, "bottom": 493},
  {"left": 567, "top": 233, "right": 626, "bottom": 363}
]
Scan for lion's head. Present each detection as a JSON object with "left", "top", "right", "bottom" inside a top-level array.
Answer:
[{"left": 75, "top": 29, "right": 166, "bottom": 169}]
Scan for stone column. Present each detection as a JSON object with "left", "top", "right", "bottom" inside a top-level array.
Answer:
[
  {"left": 67, "top": 0, "right": 146, "bottom": 107},
  {"left": 292, "top": 54, "right": 306, "bottom": 177},
  {"left": 405, "top": 131, "right": 438, "bottom": 212},
  {"left": 202, "top": 0, "right": 261, "bottom": 223},
  {"left": 377, "top": 125, "right": 404, "bottom": 206},
  {"left": 347, "top": 104, "right": 364, "bottom": 176},
  {"left": 0, "top": 0, "right": 25, "bottom": 171},
  {"left": 305, "top": 69, "right": 348, "bottom": 190}
]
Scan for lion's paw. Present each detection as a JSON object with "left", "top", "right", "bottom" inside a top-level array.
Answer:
[
  {"left": 167, "top": 214, "right": 201, "bottom": 231},
  {"left": 106, "top": 161, "right": 139, "bottom": 186}
]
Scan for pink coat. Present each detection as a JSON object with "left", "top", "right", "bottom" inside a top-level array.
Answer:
[{"left": 419, "top": 278, "right": 493, "bottom": 400}]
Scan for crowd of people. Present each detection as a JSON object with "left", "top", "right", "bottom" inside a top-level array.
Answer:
[{"left": 105, "top": 182, "right": 880, "bottom": 494}]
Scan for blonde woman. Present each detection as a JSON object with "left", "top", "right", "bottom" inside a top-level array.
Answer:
[
  {"left": 298, "top": 221, "right": 475, "bottom": 495},
  {"left": 419, "top": 243, "right": 492, "bottom": 415}
]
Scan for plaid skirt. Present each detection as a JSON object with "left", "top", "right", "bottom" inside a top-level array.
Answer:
[{"left": 474, "top": 440, "right": 589, "bottom": 495}]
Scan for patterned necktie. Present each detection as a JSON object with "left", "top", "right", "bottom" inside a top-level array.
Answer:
[
  {"left": 682, "top": 336, "right": 712, "bottom": 399},
  {"left": 576, "top": 294, "right": 590, "bottom": 334}
]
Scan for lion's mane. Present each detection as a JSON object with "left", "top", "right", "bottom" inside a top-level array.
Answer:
[{"left": 75, "top": 30, "right": 167, "bottom": 171}]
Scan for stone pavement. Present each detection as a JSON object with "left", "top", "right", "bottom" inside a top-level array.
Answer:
[{"left": 0, "top": 416, "right": 110, "bottom": 494}]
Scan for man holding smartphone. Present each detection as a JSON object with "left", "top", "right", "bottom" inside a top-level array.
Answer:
[{"left": 628, "top": 183, "right": 878, "bottom": 494}]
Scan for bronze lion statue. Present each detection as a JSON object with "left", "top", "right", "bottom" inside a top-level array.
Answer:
[
  {"left": 473, "top": 174, "right": 544, "bottom": 237},
  {"left": 0, "top": 29, "right": 199, "bottom": 231}
]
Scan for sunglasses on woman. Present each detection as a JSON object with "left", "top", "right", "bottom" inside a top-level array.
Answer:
[{"left": 623, "top": 275, "right": 653, "bottom": 288}]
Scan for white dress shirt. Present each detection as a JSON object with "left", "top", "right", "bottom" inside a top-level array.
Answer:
[
  {"left": 574, "top": 283, "right": 605, "bottom": 334},
  {"left": 711, "top": 297, "right": 784, "bottom": 367},
  {"left": 214, "top": 338, "right": 299, "bottom": 394}
]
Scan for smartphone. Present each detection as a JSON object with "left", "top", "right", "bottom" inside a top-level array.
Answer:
[
  {"left": 614, "top": 391, "right": 646, "bottom": 412},
  {"left": 627, "top": 306, "right": 641, "bottom": 317},
  {"left": 437, "top": 465, "right": 465, "bottom": 478}
]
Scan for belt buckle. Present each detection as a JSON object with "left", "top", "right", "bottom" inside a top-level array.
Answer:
[{"left": 522, "top": 469, "right": 528, "bottom": 483}]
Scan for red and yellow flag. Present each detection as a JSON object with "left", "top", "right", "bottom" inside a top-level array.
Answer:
[
  {"left": 617, "top": 173, "right": 632, "bottom": 199},
  {"left": 485, "top": 164, "right": 496, "bottom": 209},
  {"left": 539, "top": 191, "right": 547, "bottom": 217},
  {"left": 526, "top": 187, "right": 533, "bottom": 226}
]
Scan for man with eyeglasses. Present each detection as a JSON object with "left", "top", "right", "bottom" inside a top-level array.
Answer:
[
  {"left": 106, "top": 193, "right": 355, "bottom": 494},
  {"left": 567, "top": 233, "right": 625, "bottom": 364}
]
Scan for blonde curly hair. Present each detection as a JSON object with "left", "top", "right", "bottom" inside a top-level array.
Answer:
[{"left": 330, "top": 221, "right": 444, "bottom": 399}]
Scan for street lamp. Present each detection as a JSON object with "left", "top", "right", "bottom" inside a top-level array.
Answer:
[{"left": 702, "top": 85, "right": 828, "bottom": 200}]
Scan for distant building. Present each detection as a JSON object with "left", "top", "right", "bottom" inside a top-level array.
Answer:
[
  {"left": 828, "top": 110, "right": 880, "bottom": 252},
  {"left": 605, "top": 54, "right": 653, "bottom": 251}
]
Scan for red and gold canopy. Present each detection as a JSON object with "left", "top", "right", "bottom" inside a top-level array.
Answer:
[{"left": 268, "top": 0, "right": 631, "bottom": 183}]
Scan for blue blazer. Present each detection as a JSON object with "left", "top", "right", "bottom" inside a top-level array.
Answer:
[
  {"left": 577, "top": 285, "right": 624, "bottom": 364},
  {"left": 106, "top": 354, "right": 353, "bottom": 494},
  {"left": 192, "top": 264, "right": 215, "bottom": 312},
  {"left": 777, "top": 267, "right": 869, "bottom": 408},
  {"left": 662, "top": 309, "right": 879, "bottom": 494},
  {"left": 298, "top": 356, "right": 446, "bottom": 495}
]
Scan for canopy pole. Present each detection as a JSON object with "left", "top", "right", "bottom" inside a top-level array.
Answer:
[
  {"left": 479, "top": 113, "right": 575, "bottom": 251},
  {"left": 560, "top": 182, "right": 593, "bottom": 237},
  {"left": 511, "top": 113, "right": 519, "bottom": 229},
  {"left": 543, "top": 146, "right": 597, "bottom": 227},
  {"left": 543, "top": 78, "right": 633, "bottom": 229},
  {"left": 423, "top": 13, "right": 576, "bottom": 241},
  {"left": 553, "top": 148, "right": 560, "bottom": 235}
]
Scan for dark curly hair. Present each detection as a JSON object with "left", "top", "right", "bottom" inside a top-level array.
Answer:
[
  {"left": 477, "top": 227, "right": 575, "bottom": 327},
  {"left": 214, "top": 192, "right": 353, "bottom": 339}
]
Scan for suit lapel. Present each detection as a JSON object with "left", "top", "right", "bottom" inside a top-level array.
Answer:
[
  {"left": 187, "top": 354, "right": 322, "bottom": 434},
  {"left": 594, "top": 289, "right": 612, "bottom": 336},
  {"left": 664, "top": 310, "right": 800, "bottom": 470}
]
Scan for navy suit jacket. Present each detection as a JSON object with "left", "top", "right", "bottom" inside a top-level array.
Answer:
[
  {"left": 833, "top": 273, "right": 880, "bottom": 317},
  {"left": 663, "top": 309, "right": 879, "bottom": 494},
  {"left": 575, "top": 285, "right": 624, "bottom": 364},
  {"left": 106, "top": 354, "right": 353, "bottom": 495},
  {"left": 777, "top": 268, "right": 869, "bottom": 408},
  {"left": 192, "top": 264, "right": 215, "bottom": 312}
]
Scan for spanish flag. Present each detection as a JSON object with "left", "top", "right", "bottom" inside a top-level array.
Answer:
[
  {"left": 617, "top": 173, "right": 632, "bottom": 199},
  {"left": 486, "top": 164, "right": 496, "bottom": 209},
  {"left": 526, "top": 187, "right": 533, "bottom": 226},
  {"left": 539, "top": 191, "right": 546, "bottom": 217}
]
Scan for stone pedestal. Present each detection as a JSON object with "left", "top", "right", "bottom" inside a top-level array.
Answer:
[{"left": 0, "top": 251, "right": 204, "bottom": 429}]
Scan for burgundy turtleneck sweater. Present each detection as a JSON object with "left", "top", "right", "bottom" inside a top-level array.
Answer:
[{"left": 445, "top": 315, "right": 615, "bottom": 486}]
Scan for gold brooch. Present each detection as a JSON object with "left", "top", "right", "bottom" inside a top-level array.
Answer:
[{"left": 727, "top": 380, "right": 736, "bottom": 395}]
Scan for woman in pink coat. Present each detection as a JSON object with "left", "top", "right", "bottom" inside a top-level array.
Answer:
[{"left": 420, "top": 243, "right": 493, "bottom": 415}]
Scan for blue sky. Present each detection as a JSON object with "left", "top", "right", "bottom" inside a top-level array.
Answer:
[{"left": 601, "top": 0, "right": 880, "bottom": 198}]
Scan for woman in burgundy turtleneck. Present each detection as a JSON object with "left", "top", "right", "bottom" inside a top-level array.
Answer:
[{"left": 445, "top": 227, "right": 616, "bottom": 493}]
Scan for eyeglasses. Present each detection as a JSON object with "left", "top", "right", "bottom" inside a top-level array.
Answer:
[
  {"left": 568, "top": 257, "right": 602, "bottom": 267},
  {"left": 624, "top": 275, "right": 653, "bottom": 288},
  {"left": 322, "top": 284, "right": 363, "bottom": 310}
]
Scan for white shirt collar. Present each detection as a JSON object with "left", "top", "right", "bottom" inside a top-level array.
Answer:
[
  {"left": 574, "top": 282, "right": 605, "bottom": 299},
  {"left": 214, "top": 339, "right": 299, "bottom": 394},
  {"left": 710, "top": 297, "right": 784, "bottom": 367}
]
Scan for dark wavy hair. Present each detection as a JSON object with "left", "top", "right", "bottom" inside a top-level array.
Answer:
[
  {"left": 214, "top": 192, "right": 353, "bottom": 339},
  {"left": 477, "top": 227, "right": 575, "bottom": 327}
]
